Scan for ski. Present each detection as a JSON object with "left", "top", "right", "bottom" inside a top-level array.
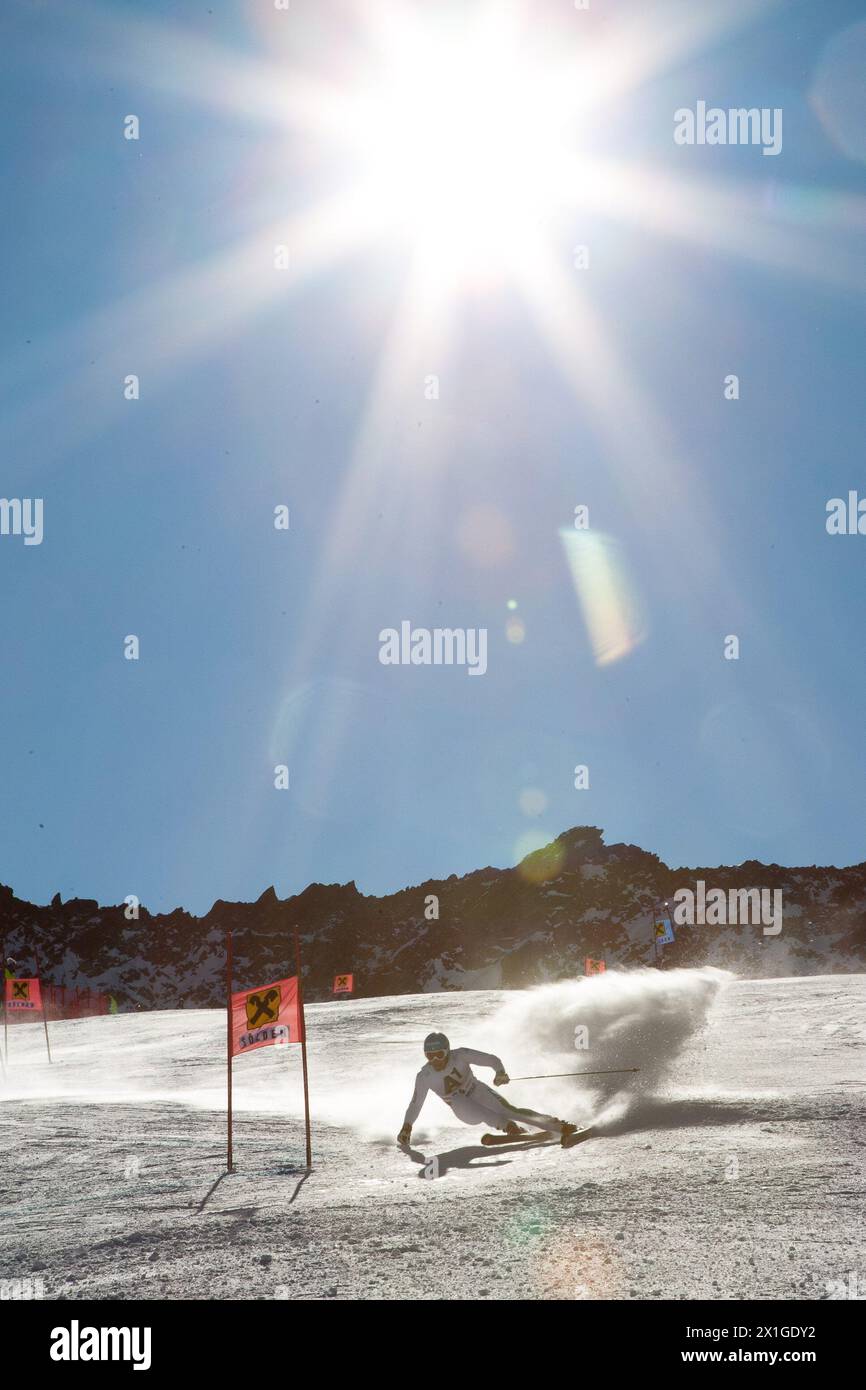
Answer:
[
  {"left": 480, "top": 1125, "right": 596, "bottom": 1148},
  {"left": 480, "top": 1130, "right": 553, "bottom": 1146}
]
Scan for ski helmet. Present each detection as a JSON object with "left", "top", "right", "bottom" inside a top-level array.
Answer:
[{"left": 424, "top": 1031, "right": 450, "bottom": 1057}]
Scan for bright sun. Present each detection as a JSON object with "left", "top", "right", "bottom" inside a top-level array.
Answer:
[{"left": 345, "top": 13, "right": 582, "bottom": 279}]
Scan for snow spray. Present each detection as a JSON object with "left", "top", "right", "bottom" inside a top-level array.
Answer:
[{"left": 487, "top": 967, "right": 732, "bottom": 1129}]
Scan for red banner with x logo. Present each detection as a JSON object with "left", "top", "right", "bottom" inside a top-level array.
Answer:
[
  {"left": 5, "top": 977, "right": 43, "bottom": 1012},
  {"left": 230, "top": 976, "right": 300, "bottom": 1057}
]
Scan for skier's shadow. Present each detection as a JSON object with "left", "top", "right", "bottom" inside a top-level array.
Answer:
[{"left": 404, "top": 1142, "right": 540, "bottom": 1179}]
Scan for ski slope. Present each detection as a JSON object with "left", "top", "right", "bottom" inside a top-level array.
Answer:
[{"left": 1, "top": 972, "right": 864, "bottom": 1301}]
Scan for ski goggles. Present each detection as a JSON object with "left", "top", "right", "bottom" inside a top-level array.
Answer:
[{"left": 425, "top": 1049, "right": 448, "bottom": 1062}]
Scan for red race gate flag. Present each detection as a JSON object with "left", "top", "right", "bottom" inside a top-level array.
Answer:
[
  {"left": 5, "top": 978, "right": 43, "bottom": 1013},
  {"left": 230, "top": 976, "right": 301, "bottom": 1057},
  {"left": 585, "top": 958, "right": 606, "bottom": 976},
  {"left": 333, "top": 973, "right": 354, "bottom": 995}
]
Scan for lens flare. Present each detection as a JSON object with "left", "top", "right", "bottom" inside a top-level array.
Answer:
[
  {"left": 810, "top": 22, "right": 866, "bottom": 164},
  {"left": 559, "top": 528, "right": 646, "bottom": 667},
  {"left": 515, "top": 831, "right": 566, "bottom": 884},
  {"left": 456, "top": 505, "right": 514, "bottom": 569},
  {"left": 533, "top": 1234, "right": 625, "bottom": 1300},
  {"left": 519, "top": 788, "right": 548, "bottom": 818}
]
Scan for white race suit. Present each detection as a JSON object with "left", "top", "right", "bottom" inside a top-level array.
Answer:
[{"left": 402, "top": 1048, "right": 563, "bottom": 1135}]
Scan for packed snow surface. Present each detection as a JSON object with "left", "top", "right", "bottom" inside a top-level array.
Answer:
[{"left": 1, "top": 969, "right": 863, "bottom": 1300}]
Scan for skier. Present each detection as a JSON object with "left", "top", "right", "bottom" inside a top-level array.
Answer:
[{"left": 397, "top": 1032, "right": 579, "bottom": 1147}]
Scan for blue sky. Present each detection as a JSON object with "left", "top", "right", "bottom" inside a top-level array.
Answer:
[{"left": 1, "top": 0, "right": 865, "bottom": 913}]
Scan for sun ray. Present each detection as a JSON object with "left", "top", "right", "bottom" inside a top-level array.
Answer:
[
  {"left": 274, "top": 246, "right": 462, "bottom": 695},
  {"left": 70, "top": 0, "right": 356, "bottom": 141},
  {"left": 553, "top": 0, "right": 785, "bottom": 116},
  {"left": 570, "top": 157, "right": 866, "bottom": 292},
  {"left": 0, "top": 184, "right": 392, "bottom": 473},
  {"left": 514, "top": 236, "right": 750, "bottom": 630}
]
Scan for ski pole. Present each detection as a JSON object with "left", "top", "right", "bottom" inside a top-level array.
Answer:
[{"left": 510, "top": 1067, "right": 640, "bottom": 1080}]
